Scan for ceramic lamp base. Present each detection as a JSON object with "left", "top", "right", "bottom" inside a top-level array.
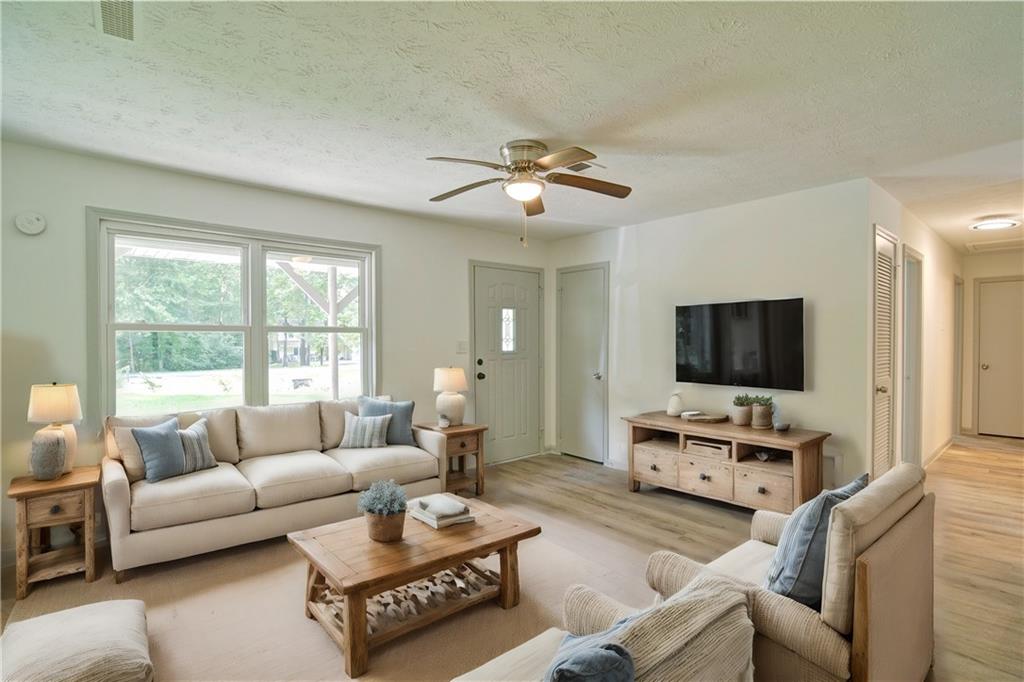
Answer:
[
  {"left": 30, "top": 425, "right": 66, "bottom": 480},
  {"left": 436, "top": 392, "right": 466, "bottom": 426}
]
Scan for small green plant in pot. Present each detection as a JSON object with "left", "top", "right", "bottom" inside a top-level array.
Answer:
[
  {"left": 751, "top": 395, "right": 774, "bottom": 430},
  {"left": 358, "top": 479, "right": 407, "bottom": 542},
  {"left": 730, "top": 394, "right": 754, "bottom": 426}
]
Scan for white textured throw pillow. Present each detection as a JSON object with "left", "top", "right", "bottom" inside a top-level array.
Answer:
[{"left": 339, "top": 412, "right": 392, "bottom": 448}]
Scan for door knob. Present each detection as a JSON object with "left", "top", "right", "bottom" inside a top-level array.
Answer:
[
  {"left": 476, "top": 358, "right": 484, "bottom": 366},
  {"left": 981, "top": 363, "right": 990, "bottom": 370},
  {"left": 593, "top": 371, "right": 603, "bottom": 380},
  {"left": 476, "top": 372, "right": 486, "bottom": 380},
  {"left": 875, "top": 385, "right": 888, "bottom": 394}
]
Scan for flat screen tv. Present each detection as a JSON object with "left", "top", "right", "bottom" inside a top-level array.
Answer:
[{"left": 675, "top": 298, "right": 804, "bottom": 391}]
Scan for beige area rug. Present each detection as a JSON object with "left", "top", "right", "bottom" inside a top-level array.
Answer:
[{"left": 6, "top": 535, "right": 656, "bottom": 681}]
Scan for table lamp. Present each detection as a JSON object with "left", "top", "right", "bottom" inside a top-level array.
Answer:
[
  {"left": 433, "top": 367, "right": 468, "bottom": 427},
  {"left": 27, "top": 383, "right": 83, "bottom": 480}
]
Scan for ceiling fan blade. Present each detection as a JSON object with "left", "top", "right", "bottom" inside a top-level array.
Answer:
[
  {"left": 427, "top": 156, "right": 506, "bottom": 171},
  {"left": 523, "top": 196, "right": 545, "bottom": 217},
  {"left": 533, "top": 146, "right": 596, "bottom": 171},
  {"left": 545, "top": 172, "right": 632, "bottom": 198},
  {"left": 430, "top": 177, "right": 504, "bottom": 202}
]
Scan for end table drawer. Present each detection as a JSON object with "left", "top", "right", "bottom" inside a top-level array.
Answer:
[
  {"left": 27, "top": 491, "right": 84, "bottom": 527},
  {"left": 447, "top": 433, "right": 479, "bottom": 455}
]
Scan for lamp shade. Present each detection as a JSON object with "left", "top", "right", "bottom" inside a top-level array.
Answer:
[
  {"left": 433, "top": 367, "right": 468, "bottom": 393},
  {"left": 27, "top": 383, "right": 82, "bottom": 424}
]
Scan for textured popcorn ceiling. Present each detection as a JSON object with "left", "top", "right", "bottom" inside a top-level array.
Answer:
[{"left": 2, "top": 2, "right": 1022, "bottom": 240}]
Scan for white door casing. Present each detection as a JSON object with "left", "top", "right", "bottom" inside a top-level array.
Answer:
[
  {"left": 557, "top": 264, "right": 609, "bottom": 463},
  {"left": 471, "top": 263, "right": 542, "bottom": 463},
  {"left": 872, "top": 228, "right": 898, "bottom": 478},
  {"left": 901, "top": 247, "right": 923, "bottom": 464},
  {"left": 977, "top": 278, "right": 1024, "bottom": 438}
]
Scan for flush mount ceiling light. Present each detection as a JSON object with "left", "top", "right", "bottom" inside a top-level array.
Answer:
[
  {"left": 502, "top": 173, "right": 544, "bottom": 202},
  {"left": 970, "top": 217, "right": 1020, "bottom": 231}
]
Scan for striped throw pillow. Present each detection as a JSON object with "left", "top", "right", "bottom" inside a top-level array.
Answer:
[
  {"left": 179, "top": 418, "right": 218, "bottom": 474},
  {"left": 340, "top": 412, "right": 392, "bottom": 449}
]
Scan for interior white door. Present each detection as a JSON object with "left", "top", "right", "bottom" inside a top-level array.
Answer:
[
  {"left": 473, "top": 265, "right": 542, "bottom": 463},
  {"left": 978, "top": 279, "right": 1024, "bottom": 438},
  {"left": 557, "top": 265, "right": 608, "bottom": 463},
  {"left": 872, "top": 229, "right": 898, "bottom": 478}
]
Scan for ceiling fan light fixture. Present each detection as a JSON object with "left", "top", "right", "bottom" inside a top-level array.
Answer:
[{"left": 502, "top": 174, "right": 544, "bottom": 202}]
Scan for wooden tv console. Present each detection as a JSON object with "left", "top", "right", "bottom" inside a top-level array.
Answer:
[{"left": 624, "top": 412, "right": 830, "bottom": 513}]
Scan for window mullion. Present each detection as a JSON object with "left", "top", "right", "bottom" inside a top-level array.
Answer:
[{"left": 250, "top": 242, "right": 267, "bottom": 405}]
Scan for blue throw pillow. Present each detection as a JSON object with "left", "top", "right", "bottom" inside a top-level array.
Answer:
[
  {"left": 544, "top": 614, "right": 638, "bottom": 682},
  {"left": 358, "top": 396, "right": 415, "bottom": 446},
  {"left": 764, "top": 473, "right": 869, "bottom": 609},
  {"left": 133, "top": 418, "right": 217, "bottom": 483}
]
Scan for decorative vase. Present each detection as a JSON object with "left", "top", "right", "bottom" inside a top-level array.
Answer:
[
  {"left": 752, "top": 405, "right": 774, "bottom": 430},
  {"left": 666, "top": 393, "right": 684, "bottom": 417},
  {"left": 29, "top": 428, "right": 66, "bottom": 480},
  {"left": 729, "top": 405, "right": 752, "bottom": 426},
  {"left": 366, "top": 512, "right": 406, "bottom": 543}
]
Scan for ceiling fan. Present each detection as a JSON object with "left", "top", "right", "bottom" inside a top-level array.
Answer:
[{"left": 427, "top": 139, "right": 632, "bottom": 218}]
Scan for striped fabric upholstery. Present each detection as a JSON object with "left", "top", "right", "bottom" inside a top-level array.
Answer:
[
  {"left": 179, "top": 418, "right": 218, "bottom": 474},
  {"left": 339, "top": 412, "right": 392, "bottom": 449}
]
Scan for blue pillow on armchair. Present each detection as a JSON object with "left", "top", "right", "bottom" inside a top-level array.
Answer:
[
  {"left": 764, "top": 473, "right": 869, "bottom": 608},
  {"left": 357, "top": 396, "right": 415, "bottom": 446}
]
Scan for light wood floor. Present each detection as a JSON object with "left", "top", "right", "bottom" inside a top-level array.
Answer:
[{"left": 482, "top": 445, "right": 1023, "bottom": 682}]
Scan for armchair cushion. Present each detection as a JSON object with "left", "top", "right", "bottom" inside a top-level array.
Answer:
[{"left": 707, "top": 540, "right": 777, "bottom": 586}]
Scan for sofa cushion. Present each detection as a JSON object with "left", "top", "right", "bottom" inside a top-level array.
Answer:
[
  {"left": 707, "top": 540, "right": 777, "bottom": 585},
  {"left": 325, "top": 445, "right": 439, "bottom": 490},
  {"left": 236, "top": 451, "right": 353, "bottom": 508},
  {"left": 0, "top": 599, "right": 153, "bottom": 682},
  {"left": 130, "top": 461, "right": 255, "bottom": 531},
  {"left": 107, "top": 414, "right": 178, "bottom": 483},
  {"left": 821, "top": 463, "right": 925, "bottom": 635},
  {"left": 179, "top": 408, "right": 239, "bottom": 463},
  {"left": 358, "top": 396, "right": 416, "bottom": 446},
  {"left": 319, "top": 399, "right": 360, "bottom": 450},
  {"left": 236, "top": 403, "right": 321, "bottom": 459}
]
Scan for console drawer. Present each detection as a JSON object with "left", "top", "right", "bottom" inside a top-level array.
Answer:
[
  {"left": 633, "top": 444, "right": 678, "bottom": 488},
  {"left": 678, "top": 456, "right": 733, "bottom": 500},
  {"left": 734, "top": 468, "right": 794, "bottom": 512}
]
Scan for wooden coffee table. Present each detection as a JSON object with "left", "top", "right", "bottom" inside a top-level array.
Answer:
[{"left": 287, "top": 497, "right": 541, "bottom": 677}]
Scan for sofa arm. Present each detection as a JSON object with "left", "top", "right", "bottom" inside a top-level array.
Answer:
[
  {"left": 562, "top": 584, "right": 639, "bottom": 636},
  {"left": 750, "top": 587, "right": 851, "bottom": 679},
  {"left": 412, "top": 426, "right": 445, "bottom": 460},
  {"left": 751, "top": 510, "right": 789, "bottom": 545},
  {"left": 101, "top": 457, "right": 131, "bottom": 541},
  {"left": 645, "top": 551, "right": 705, "bottom": 599}
]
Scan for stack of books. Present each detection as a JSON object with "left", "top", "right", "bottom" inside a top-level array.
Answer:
[{"left": 409, "top": 494, "right": 475, "bottom": 529}]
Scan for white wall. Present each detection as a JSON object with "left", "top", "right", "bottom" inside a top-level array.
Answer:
[
  {"left": 867, "top": 182, "right": 964, "bottom": 465},
  {"left": 0, "top": 141, "right": 550, "bottom": 556},
  {"left": 544, "top": 179, "right": 873, "bottom": 486},
  {"left": 960, "top": 250, "right": 1024, "bottom": 432}
]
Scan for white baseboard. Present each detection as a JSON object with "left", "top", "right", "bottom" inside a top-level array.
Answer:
[{"left": 924, "top": 438, "right": 953, "bottom": 468}]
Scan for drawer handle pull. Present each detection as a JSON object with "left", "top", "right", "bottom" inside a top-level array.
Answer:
[
  {"left": 460, "top": 441, "right": 467, "bottom": 448},
  {"left": 757, "top": 486, "right": 767, "bottom": 495},
  {"left": 50, "top": 504, "right": 62, "bottom": 515},
  {"left": 699, "top": 473, "right": 710, "bottom": 481},
  {"left": 650, "top": 464, "right": 659, "bottom": 472}
]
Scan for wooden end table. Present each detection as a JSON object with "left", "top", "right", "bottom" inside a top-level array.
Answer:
[
  {"left": 288, "top": 497, "right": 540, "bottom": 677},
  {"left": 415, "top": 423, "right": 488, "bottom": 495},
  {"left": 7, "top": 465, "right": 101, "bottom": 599}
]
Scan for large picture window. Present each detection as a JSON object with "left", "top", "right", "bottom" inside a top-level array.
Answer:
[{"left": 98, "top": 215, "right": 378, "bottom": 415}]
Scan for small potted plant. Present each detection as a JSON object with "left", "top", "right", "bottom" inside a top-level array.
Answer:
[
  {"left": 358, "top": 479, "right": 407, "bottom": 542},
  {"left": 730, "top": 394, "right": 754, "bottom": 425},
  {"left": 751, "top": 395, "right": 774, "bottom": 429}
]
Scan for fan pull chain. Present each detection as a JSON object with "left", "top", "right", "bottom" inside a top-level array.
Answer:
[{"left": 520, "top": 209, "right": 528, "bottom": 248}]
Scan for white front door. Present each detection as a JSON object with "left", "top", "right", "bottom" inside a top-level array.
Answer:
[
  {"left": 557, "top": 264, "right": 608, "bottom": 463},
  {"left": 978, "top": 278, "right": 1024, "bottom": 438},
  {"left": 472, "top": 264, "right": 542, "bottom": 463}
]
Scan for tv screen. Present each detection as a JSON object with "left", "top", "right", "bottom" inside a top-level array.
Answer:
[{"left": 675, "top": 298, "right": 804, "bottom": 391}]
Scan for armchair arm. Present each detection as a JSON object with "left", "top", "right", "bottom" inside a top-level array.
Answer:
[
  {"left": 645, "top": 551, "right": 705, "bottom": 599},
  {"left": 750, "top": 587, "right": 851, "bottom": 679},
  {"left": 101, "top": 457, "right": 131, "bottom": 542},
  {"left": 562, "top": 584, "right": 640, "bottom": 636},
  {"left": 751, "top": 510, "right": 790, "bottom": 545}
]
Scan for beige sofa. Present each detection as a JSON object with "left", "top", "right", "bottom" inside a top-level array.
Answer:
[
  {"left": 101, "top": 400, "right": 445, "bottom": 577},
  {"left": 457, "top": 463, "right": 933, "bottom": 682}
]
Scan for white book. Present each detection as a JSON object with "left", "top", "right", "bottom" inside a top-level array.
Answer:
[{"left": 410, "top": 508, "right": 475, "bottom": 529}]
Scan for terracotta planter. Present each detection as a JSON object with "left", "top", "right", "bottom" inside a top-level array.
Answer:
[
  {"left": 729, "top": 405, "right": 752, "bottom": 426},
  {"left": 366, "top": 512, "right": 406, "bottom": 542},
  {"left": 751, "top": 404, "right": 774, "bottom": 430}
]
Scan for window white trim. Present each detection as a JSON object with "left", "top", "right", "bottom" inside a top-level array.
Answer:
[{"left": 87, "top": 207, "right": 382, "bottom": 416}]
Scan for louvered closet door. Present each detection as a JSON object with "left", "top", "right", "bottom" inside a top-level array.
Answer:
[{"left": 872, "top": 229, "right": 898, "bottom": 479}]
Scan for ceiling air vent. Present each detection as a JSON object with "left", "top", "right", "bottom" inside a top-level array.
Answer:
[
  {"left": 966, "top": 237, "right": 1024, "bottom": 253},
  {"left": 565, "top": 162, "right": 593, "bottom": 173},
  {"left": 98, "top": 0, "right": 134, "bottom": 41}
]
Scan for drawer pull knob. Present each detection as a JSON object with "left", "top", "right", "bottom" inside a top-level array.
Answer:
[
  {"left": 650, "top": 464, "right": 658, "bottom": 472},
  {"left": 50, "top": 504, "right": 62, "bottom": 515},
  {"left": 699, "top": 473, "right": 710, "bottom": 481},
  {"left": 757, "top": 486, "right": 767, "bottom": 495},
  {"left": 460, "top": 441, "right": 467, "bottom": 448}
]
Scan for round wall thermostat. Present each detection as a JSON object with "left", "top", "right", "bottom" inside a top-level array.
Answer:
[{"left": 15, "top": 212, "right": 47, "bottom": 236}]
